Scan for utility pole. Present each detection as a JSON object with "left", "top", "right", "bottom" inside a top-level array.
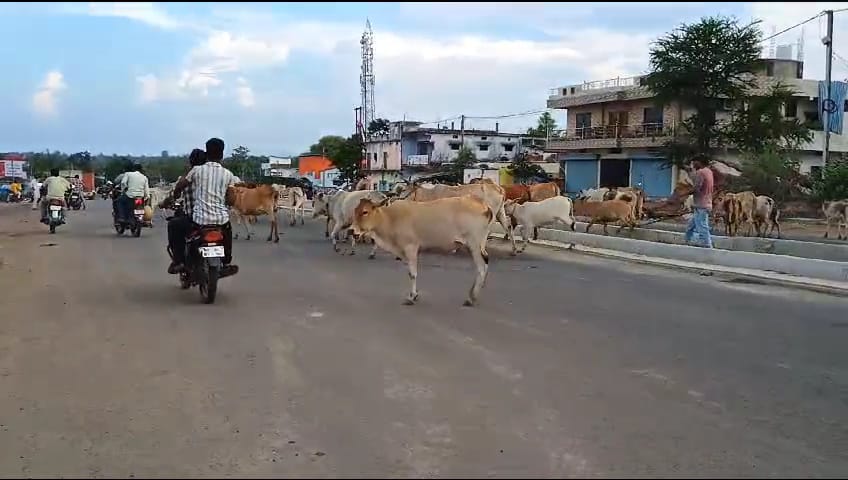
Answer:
[
  {"left": 460, "top": 114, "right": 465, "bottom": 147},
  {"left": 823, "top": 9, "right": 834, "bottom": 168}
]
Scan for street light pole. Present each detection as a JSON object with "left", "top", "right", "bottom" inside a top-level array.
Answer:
[{"left": 823, "top": 9, "right": 834, "bottom": 168}]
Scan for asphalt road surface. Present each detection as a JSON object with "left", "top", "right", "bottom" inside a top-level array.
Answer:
[{"left": 1, "top": 200, "right": 847, "bottom": 478}]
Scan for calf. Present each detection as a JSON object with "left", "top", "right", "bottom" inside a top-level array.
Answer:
[
  {"left": 352, "top": 197, "right": 493, "bottom": 306},
  {"left": 584, "top": 197, "right": 636, "bottom": 235},
  {"left": 504, "top": 196, "right": 575, "bottom": 253},
  {"left": 718, "top": 193, "right": 743, "bottom": 236},
  {"left": 227, "top": 183, "right": 280, "bottom": 242},
  {"left": 312, "top": 189, "right": 387, "bottom": 256},
  {"left": 823, "top": 200, "right": 848, "bottom": 240}
]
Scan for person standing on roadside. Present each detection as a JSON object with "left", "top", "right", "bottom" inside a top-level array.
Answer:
[{"left": 684, "top": 155, "right": 714, "bottom": 249}]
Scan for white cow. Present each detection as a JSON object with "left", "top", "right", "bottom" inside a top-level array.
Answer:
[
  {"left": 312, "top": 189, "right": 387, "bottom": 256},
  {"left": 272, "top": 184, "right": 306, "bottom": 226},
  {"left": 504, "top": 196, "right": 576, "bottom": 253}
]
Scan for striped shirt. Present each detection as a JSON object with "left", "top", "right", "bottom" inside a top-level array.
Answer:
[{"left": 185, "top": 162, "right": 238, "bottom": 225}]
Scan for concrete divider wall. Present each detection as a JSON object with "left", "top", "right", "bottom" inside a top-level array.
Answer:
[
  {"left": 559, "top": 220, "right": 848, "bottom": 262},
  {"left": 492, "top": 225, "right": 848, "bottom": 283}
]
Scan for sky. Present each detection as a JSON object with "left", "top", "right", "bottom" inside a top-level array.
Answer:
[{"left": 3, "top": 2, "right": 848, "bottom": 157}]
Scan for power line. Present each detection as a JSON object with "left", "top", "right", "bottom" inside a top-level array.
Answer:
[
  {"left": 833, "top": 50, "right": 848, "bottom": 70},
  {"left": 416, "top": 115, "right": 463, "bottom": 126},
  {"left": 466, "top": 109, "right": 548, "bottom": 120},
  {"left": 761, "top": 11, "right": 824, "bottom": 43}
]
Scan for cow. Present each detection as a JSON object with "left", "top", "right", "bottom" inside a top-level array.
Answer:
[
  {"left": 227, "top": 183, "right": 280, "bottom": 243},
  {"left": 823, "top": 200, "right": 848, "bottom": 240},
  {"left": 752, "top": 195, "right": 781, "bottom": 238},
  {"left": 716, "top": 192, "right": 743, "bottom": 237},
  {"left": 272, "top": 184, "right": 306, "bottom": 226},
  {"left": 397, "top": 181, "right": 516, "bottom": 255},
  {"left": 504, "top": 196, "right": 575, "bottom": 253},
  {"left": 351, "top": 196, "right": 493, "bottom": 307},
  {"left": 584, "top": 197, "right": 637, "bottom": 235},
  {"left": 312, "top": 189, "right": 387, "bottom": 256}
]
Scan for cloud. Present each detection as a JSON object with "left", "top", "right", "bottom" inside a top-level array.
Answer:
[
  {"left": 235, "top": 77, "right": 255, "bottom": 108},
  {"left": 32, "top": 70, "right": 67, "bottom": 117},
  {"left": 85, "top": 2, "right": 180, "bottom": 30},
  {"left": 188, "top": 31, "right": 291, "bottom": 74}
]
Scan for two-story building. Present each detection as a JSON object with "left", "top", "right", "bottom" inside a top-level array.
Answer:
[
  {"left": 363, "top": 120, "right": 529, "bottom": 190},
  {"left": 547, "top": 57, "right": 848, "bottom": 198}
]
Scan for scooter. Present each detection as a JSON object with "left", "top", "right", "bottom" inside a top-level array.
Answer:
[{"left": 44, "top": 199, "right": 66, "bottom": 234}]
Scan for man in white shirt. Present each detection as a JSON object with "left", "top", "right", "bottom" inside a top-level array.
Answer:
[
  {"left": 117, "top": 164, "right": 149, "bottom": 224},
  {"left": 30, "top": 176, "right": 41, "bottom": 210},
  {"left": 171, "top": 138, "right": 238, "bottom": 276}
]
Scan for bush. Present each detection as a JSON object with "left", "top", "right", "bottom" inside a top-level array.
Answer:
[{"left": 813, "top": 161, "right": 848, "bottom": 201}]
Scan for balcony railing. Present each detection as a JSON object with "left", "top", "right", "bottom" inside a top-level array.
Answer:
[
  {"left": 549, "top": 75, "right": 644, "bottom": 97},
  {"left": 556, "top": 122, "right": 674, "bottom": 141}
]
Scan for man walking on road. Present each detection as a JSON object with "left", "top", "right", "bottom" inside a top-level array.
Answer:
[{"left": 684, "top": 155, "right": 714, "bottom": 249}]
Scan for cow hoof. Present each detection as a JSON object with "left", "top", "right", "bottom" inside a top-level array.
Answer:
[
  {"left": 403, "top": 298, "right": 416, "bottom": 306},
  {"left": 510, "top": 250, "right": 517, "bottom": 256},
  {"left": 368, "top": 253, "right": 376, "bottom": 260},
  {"left": 348, "top": 250, "right": 355, "bottom": 256},
  {"left": 462, "top": 299, "right": 475, "bottom": 307},
  {"left": 395, "top": 257, "right": 402, "bottom": 261},
  {"left": 274, "top": 238, "right": 280, "bottom": 243}
]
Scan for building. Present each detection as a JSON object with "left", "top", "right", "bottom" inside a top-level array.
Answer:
[
  {"left": 363, "top": 120, "right": 530, "bottom": 190},
  {"left": 546, "top": 57, "right": 846, "bottom": 198},
  {"left": 261, "top": 156, "right": 295, "bottom": 177}
]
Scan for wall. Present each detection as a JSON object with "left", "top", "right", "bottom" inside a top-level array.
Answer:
[
  {"left": 365, "top": 140, "right": 402, "bottom": 170},
  {"left": 428, "top": 132, "right": 521, "bottom": 163},
  {"left": 298, "top": 155, "right": 333, "bottom": 178}
]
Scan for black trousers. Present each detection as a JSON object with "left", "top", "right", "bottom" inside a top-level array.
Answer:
[{"left": 168, "top": 216, "right": 233, "bottom": 265}]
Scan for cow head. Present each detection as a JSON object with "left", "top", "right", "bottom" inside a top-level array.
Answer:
[
  {"left": 353, "top": 198, "right": 384, "bottom": 235},
  {"left": 503, "top": 199, "right": 518, "bottom": 217},
  {"left": 312, "top": 192, "right": 329, "bottom": 218}
]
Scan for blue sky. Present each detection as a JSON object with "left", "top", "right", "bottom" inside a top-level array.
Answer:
[{"left": 1, "top": 2, "right": 846, "bottom": 156}]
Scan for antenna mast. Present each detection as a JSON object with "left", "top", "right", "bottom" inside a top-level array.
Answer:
[{"left": 360, "top": 19, "right": 376, "bottom": 140}]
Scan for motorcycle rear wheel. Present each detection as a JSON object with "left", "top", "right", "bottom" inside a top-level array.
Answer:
[{"left": 199, "top": 262, "right": 219, "bottom": 304}]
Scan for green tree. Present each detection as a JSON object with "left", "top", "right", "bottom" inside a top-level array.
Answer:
[
  {"left": 526, "top": 112, "right": 557, "bottom": 138},
  {"left": 813, "top": 161, "right": 848, "bottom": 201},
  {"left": 228, "top": 145, "right": 252, "bottom": 179},
  {"left": 508, "top": 153, "right": 550, "bottom": 184},
  {"left": 724, "top": 83, "right": 812, "bottom": 154},
  {"left": 367, "top": 118, "right": 391, "bottom": 137},
  {"left": 327, "top": 134, "right": 364, "bottom": 183},
  {"left": 309, "top": 135, "right": 346, "bottom": 156},
  {"left": 442, "top": 146, "right": 476, "bottom": 183},
  {"left": 645, "top": 16, "right": 762, "bottom": 165}
]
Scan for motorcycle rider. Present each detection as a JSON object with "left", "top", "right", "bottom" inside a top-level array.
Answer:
[
  {"left": 168, "top": 138, "right": 238, "bottom": 276},
  {"left": 165, "top": 148, "right": 206, "bottom": 272},
  {"left": 40, "top": 168, "right": 71, "bottom": 223},
  {"left": 116, "top": 163, "right": 149, "bottom": 225}
]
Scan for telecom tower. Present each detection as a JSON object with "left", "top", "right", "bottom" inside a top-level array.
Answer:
[{"left": 360, "top": 19, "right": 375, "bottom": 141}]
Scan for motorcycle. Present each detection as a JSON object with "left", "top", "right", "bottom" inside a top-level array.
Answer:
[
  {"left": 44, "top": 199, "right": 66, "bottom": 234},
  {"left": 67, "top": 188, "right": 84, "bottom": 210},
  {"left": 114, "top": 197, "right": 145, "bottom": 237}
]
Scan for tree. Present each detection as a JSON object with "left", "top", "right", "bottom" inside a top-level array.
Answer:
[
  {"left": 441, "top": 146, "right": 476, "bottom": 183},
  {"left": 228, "top": 145, "right": 251, "bottom": 179},
  {"left": 813, "top": 161, "right": 848, "bottom": 201},
  {"left": 508, "top": 153, "right": 550, "bottom": 184},
  {"left": 645, "top": 16, "right": 762, "bottom": 165},
  {"left": 723, "top": 83, "right": 812, "bottom": 154},
  {"left": 309, "top": 135, "right": 346, "bottom": 156},
  {"left": 526, "top": 112, "right": 557, "bottom": 138},
  {"left": 327, "top": 134, "right": 364, "bottom": 183},
  {"left": 367, "top": 118, "right": 391, "bottom": 137}
]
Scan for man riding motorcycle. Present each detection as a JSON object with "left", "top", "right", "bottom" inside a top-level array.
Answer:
[
  {"left": 168, "top": 138, "right": 238, "bottom": 276},
  {"left": 40, "top": 168, "right": 71, "bottom": 223},
  {"left": 116, "top": 164, "right": 149, "bottom": 226}
]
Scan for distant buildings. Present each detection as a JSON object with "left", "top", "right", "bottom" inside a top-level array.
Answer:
[{"left": 546, "top": 57, "right": 846, "bottom": 198}]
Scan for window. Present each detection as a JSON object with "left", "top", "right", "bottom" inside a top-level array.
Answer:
[
  {"left": 766, "top": 62, "right": 774, "bottom": 77},
  {"left": 804, "top": 110, "right": 821, "bottom": 129},
  {"left": 382, "top": 151, "right": 388, "bottom": 169},
  {"left": 608, "top": 111, "right": 628, "bottom": 125},
  {"left": 452, "top": 134, "right": 459, "bottom": 139},
  {"left": 481, "top": 136, "right": 488, "bottom": 140},
  {"left": 785, "top": 99, "right": 798, "bottom": 117},
  {"left": 575, "top": 112, "right": 592, "bottom": 129},
  {"left": 503, "top": 144, "right": 514, "bottom": 152},
  {"left": 810, "top": 165, "right": 822, "bottom": 180},
  {"left": 479, "top": 144, "right": 489, "bottom": 151},
  {"left": 449, "top": 143, "right": 460, "bottom": 151}
]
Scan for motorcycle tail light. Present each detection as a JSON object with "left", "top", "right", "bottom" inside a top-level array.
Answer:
[
  {"left": 134, "top": 198, "right": 144, "bottom": 207},
  {"left": 203, "top": 230, "right": 224, "bottom": 243}
]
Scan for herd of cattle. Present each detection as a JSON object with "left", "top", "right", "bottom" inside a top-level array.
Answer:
[{"left": 148, "top": 177, "right": 848, "bottom": 305}]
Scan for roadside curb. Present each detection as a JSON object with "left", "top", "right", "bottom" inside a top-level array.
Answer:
[{"left": 523, "top": 237, "right": 848, "bottom": 297}]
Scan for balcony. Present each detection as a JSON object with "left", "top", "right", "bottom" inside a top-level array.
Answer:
[
  {"left": 547, "top": 122, "right": 675, "bottom": 150},
  {"left": 547, "top": 75, "right": 656, "bottom": 109},
  {"left": 404, "top": 154, "right": 430, "bottom": 166}
]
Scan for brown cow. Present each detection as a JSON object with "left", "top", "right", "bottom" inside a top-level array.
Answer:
[
  {"left": 227, "top": 183, "right": 280, "bottom": 243},
  {"left": 584, "top": 197, "right": 637, "bottom": 235},
  {"left": 352, "top": 196, "right": 493, "bottom": 306},
  {"left": 398, "top": 182, "right": 516, "bottom": 255}
]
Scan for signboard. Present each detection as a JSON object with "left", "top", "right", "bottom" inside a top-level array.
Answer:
[
  {"left": 405, "top": 154, "right": 429, "bottom": 166},
  {"left": 0, "top": 160, "right": 26, "bottom": 178},
  {"left": 267, "top": 156, "right": 292, "bottom": 166}
]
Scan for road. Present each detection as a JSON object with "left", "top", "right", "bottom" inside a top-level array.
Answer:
[{"left": 1, "top": 200, "right": 847, "bottom": 478}]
